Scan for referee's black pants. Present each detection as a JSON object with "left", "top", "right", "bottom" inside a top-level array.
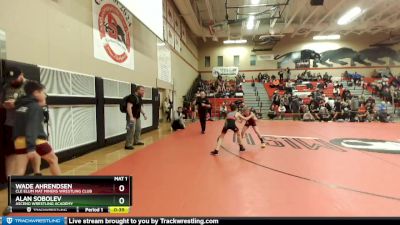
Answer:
[{"left": 199, "top": 113, "right": 206, "bottom": 132}]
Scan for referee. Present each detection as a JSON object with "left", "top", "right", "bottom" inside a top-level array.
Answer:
[{"left": 194, "top": 91, "right": 211, "bottom": 134}]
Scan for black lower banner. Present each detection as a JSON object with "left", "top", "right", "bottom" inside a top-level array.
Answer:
[
  {"left": 2, "top": 217, "right": 400, "bottom": 225},
  {"left": 66, "top": 217, "right": 400, "bottom": 225}
]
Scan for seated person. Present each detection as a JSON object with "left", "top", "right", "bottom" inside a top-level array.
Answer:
[
  {"left": 309, "top": 101, "right": 320, "bottom": 121},
  {"left": 303, "top": 108, "right": 315, "bottom": 122},
  {"left": 278, "top": 104, "right": 286, "bottom": 120},
  {"left": 319, "top": 106, "right": 331, "bottom": 122},
  {"left": 270, "top": 79, "right": 280, "bottom": 88},
  {"left": 268, "top": 105, "right": 278, "bottom": 120},
  {"left": 377, "top": 101, "right": 390, "bottom": 122},
  {"left": 357, "top": 103, "right": 367, "bottom": 122},
  {"left": 171, "top": 107, "right": 186, "bottom": 131}
]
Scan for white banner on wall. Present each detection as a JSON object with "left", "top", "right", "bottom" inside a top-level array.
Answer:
[
  {"left": 212, "top": 67, "right": 239, "bottom": 77},
  {"left": 92, "top": 0, "right": 134, "bottom": 70},
  {"left": 257, "top": 54, "right": 274, "bottom": 61},
  {"left": 157, "top": 43, "right": 172, "bottom": 83}
]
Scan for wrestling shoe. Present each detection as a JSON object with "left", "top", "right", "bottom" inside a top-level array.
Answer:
[{"left": 210, "top": 150, "right": 219, "bottom": 155}]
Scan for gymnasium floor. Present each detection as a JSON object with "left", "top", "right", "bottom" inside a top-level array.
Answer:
[{"left": 2, "top": 120, "right": 400, "bottom": 216}]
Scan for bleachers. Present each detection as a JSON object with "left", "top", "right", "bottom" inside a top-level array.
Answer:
[
  {"left": 209, "top": 98, "right": 242, "bottom": 118},
  {"left": 263, "top": 81, "right": 336, "bottom": 99}
]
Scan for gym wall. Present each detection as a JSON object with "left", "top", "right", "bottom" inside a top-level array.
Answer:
[
  {"left": 199, "top": 35, "right": 400, "bottom": 80},
  {"left": 0, "top": 0, "right": 199, "bottom": 108},
  {"left": 0, "top": 59, "right": 160, "bottom": 164}
]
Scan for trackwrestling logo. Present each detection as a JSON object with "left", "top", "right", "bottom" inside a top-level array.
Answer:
[{"left": 330, "top": 138, "right": 400, "bottom": 154}]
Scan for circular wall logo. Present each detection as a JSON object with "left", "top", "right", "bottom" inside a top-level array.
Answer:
[
  {"left": 98, "top": 3, "right": 131, "bottom": 63},
  {"left": 330, "top": 138, "right": 400, "bottom": 154}
]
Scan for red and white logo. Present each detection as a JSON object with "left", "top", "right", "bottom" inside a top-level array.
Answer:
[{"left": 98, "top": 3, "right": 131, "bottom": 63}]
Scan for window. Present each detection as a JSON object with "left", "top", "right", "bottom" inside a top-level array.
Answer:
[
  {"left": 250, "top": 55, "right": 256, "bottom": 66},
  {"left": 234, "top": 55, "right": 240, "bottom": 66},
  {"left": 205, "top": 56, "right": 210, "bottom": 67},
  {"left": 217, "top": 56, "right": 223, "bottom": 66}
]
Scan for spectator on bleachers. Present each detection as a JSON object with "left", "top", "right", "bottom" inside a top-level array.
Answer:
[
  {"left": 272, "top": 91, "right": 281, "bottom": 107},
  {"left": 290, "top": 96, "right": 301, "bottom": 121},
  {"left": 268, "top": 104, "right": 278, "bottom": 120},
  {"left": 278, "top": 69, "right": 284, "bottom": 82},
  {"left": 303, "top": 108, "right": 315, "bottom": 121},
  {"left": 281, "top": 94, "right": 290, "bottom": 113},
  {"left": 278, "top": 104, "right": 286, "bottom": 120},
  {"left": 366, "top": 101, "right": 376, "bottom": 122},
  {"left": 359, "top": 94, "right": 366, "bottom": 104},
  {"left": 343, "top": 70, "right": 349, "bottom": 79},
  {"left": 220, "top": 102, "right": 227, "bottom": 119},
  {"left": 323, "top": 72, "right": 331, "bottom": 82},
  {"left": 342, "top": 88, "right": 352, "bottom": 101},
  {"left": 333, "top": 98, "right": 342, "bottom": 121},
  {"left": 319, "top": 106, "right": 331, "bottom": 122},
  {"left": 358, "top": 103, "right": 367, "bottom": 122},
  {"left": 271, "top": 78, "right": 280, "bottom": 88},
  {"left": 317, "top": 73, "right": 322, "bottom": 80},
  {"left": 309, "top": 98, "right": 321, "bottom": 121},
  {"left": 285, "top": 67, "right": 291, "bottom": 81},
  {"left": 377, "top": 101, "right": 389, "bottom": 122},
  {"left": 350, "top": 97, "right": 359, "bottom": 122}
]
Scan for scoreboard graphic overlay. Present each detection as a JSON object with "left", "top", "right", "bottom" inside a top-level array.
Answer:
[{"left": 8, "top": 176, "right": 132, "bottom": 213}]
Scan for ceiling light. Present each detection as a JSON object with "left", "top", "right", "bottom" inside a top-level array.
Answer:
[
  {"left": 235, "top": 39, "right": 247, "bottom": 44},
  {"left": 247, "top": 15, "right": 255, "bottom": 30},
  {"left": 251, "top": 0, "right": 260, "bottom": 4},
  {"left": 313, "top": 34, "right": 341, "bottom": 40},
  {"left": 337, "top": 7, "right": 362, "bottom": 25},
  {"left": 223, "top": 39, "right": 247, "bottom": 44}
]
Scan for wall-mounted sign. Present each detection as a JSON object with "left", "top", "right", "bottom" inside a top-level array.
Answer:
[
  {"left": 92, "top": 0, "right": 134, "bottom": 70},
  {"left": 212, "top": 67, "right": 239, "bottom": 77}
]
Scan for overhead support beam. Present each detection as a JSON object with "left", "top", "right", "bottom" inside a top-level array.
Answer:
[
  {"left": 227, "top": 0, "right": 289, "bottom": 9},
  {"left": 173, "top": 0, "right": 207, "bottom": 37},
  {"left": 370, "top": 9, "right": 400, "bottom": 35},
  {"left": 291, "top": 6, "right": 319, "bottom": 38},
  {"left": 303, "top": 0, "right": 346, "bottom": 37},
  {"left": 240, "top": 21, "right": 246, "bottom": 39},
  {"left": 356, "top": 0, "right": 396, "bottom": 35},
  {"left": 204, "top": 0, "right": 214, "bottom": 22},
  {"left": 283, "top": 0, "right": 304, "bottom": 30},
  {"left": 252, "top": 20, "right": 261, "bottom": 40},
  {"left": 319, "top": 0, "right": 373, "bottom": 36}
]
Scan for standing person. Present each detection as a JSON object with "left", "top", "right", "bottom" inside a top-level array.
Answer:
[
  {"left": 194, "top": 91, "right": 211, "bottom": 134},
  {"left": 125, "top": 86, "right": 147, "bottom": 150},
  {"left": 286, "top": 67, "right": 291, "bottom": 81},
  {"left": 210, "top": 104, "right": 252, "bottom": 155},
  {"left": 13, "top": 81, "right": 61, "bottom": 176},
  {"left": 278, "top": 69, "right": 284, "bottom": 82},
  {"left": 241, "top": 108, "right": 266, "bottom": 148},
  {"left": 290, "top": 96, "right": 301, "bottom": 120},
  {"left": 163, "top": 97, "right": 171, "bottom": 122},
  {"left": 0, "top": 67, "right": 41, "bottom": 177}
]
